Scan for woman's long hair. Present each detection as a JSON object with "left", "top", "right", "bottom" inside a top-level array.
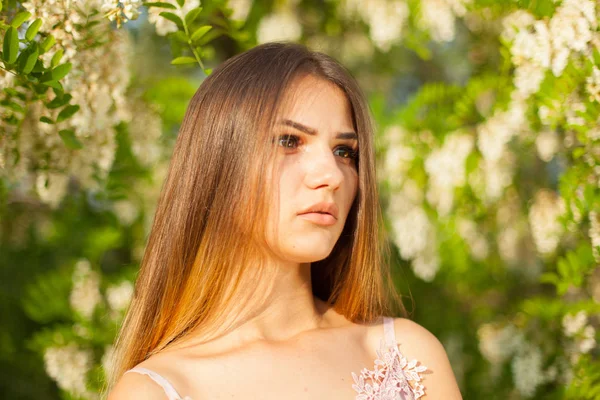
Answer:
[{"left": 106, "top": 42, "right": 406, "bottom": 390}]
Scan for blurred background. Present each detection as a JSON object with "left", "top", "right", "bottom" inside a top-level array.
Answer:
[{"left": 1, "top": 0, "right": 599, "bottom": 398}]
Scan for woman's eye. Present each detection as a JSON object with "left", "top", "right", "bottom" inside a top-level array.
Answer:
[
  {"left": 334, "top": 146, "right": 358, "bottom": 160},
  {"left": 277, "top": 134, "right": 300, "bottom": 149}
]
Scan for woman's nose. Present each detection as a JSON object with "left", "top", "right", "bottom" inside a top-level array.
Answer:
[{"left": 302, "top": 145, "right": 344, "bottom": 191}]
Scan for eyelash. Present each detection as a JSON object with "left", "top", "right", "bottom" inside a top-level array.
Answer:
[{"left": 275, "top": 134, "right": 359, "bottom": 161}]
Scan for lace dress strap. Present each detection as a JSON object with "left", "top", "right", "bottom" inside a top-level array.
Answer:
[
  {"left": 125, "top": 367, "right": 189, "bottom": 400},
  {"left": 383, "top": 316, "right": 396, "bottom": 346}
]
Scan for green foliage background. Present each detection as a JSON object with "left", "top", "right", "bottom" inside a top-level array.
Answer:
[{"left": 1, "top": 0, "right": 599, "bottom": 399}]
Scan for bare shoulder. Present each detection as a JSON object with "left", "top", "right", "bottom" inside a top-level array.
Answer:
[
  {"left": 107, "top": 370, "right": 170, "bottom": 400},
  {"left": 389, "top": 317, "right": 463, "bottom": 400}
]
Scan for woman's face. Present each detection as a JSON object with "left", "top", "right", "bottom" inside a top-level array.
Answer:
[{"left": 264, "top": 75, "right": 359, "bottom": 263}]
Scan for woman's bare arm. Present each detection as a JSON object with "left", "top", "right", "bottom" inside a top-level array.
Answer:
[{"left": 392, "top": 318, "right": 463, "bottom": 400}]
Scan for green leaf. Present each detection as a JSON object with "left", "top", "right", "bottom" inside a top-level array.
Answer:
[
  {"left": 10, "top": 11, "right": 32, "bottom": 28},
  {"left": 171, "top": 56, "right": 197, "bottom": 65},
  {"left": 51, "top": 62, "right": 72, "bottom": 81},
  {"left": 170, "top": 31, "right": 189, "bottom": 44},
  {"left": 25, "top": 18, "right": 43, "bottom": 41},
  {"left": 31, "top": 59, "right": 45, "bottom": 72},
  {"left": 185, "top": 8, "right": 202, "bottom": 25},
  {"left": 176, "top": 0, "right": 185, "bottom": 7},
  {"left": 40, "top": 35, "right": 56, "bottom": 53},
  {"left": 18, "top": 46, "right": 39, "bottom": 74},
  {"left": 42, "top": 80, "right": 63, "bottom": 90},
  {"left": 58, "top": 129, "right": 83, "bottom": 149},
  {"left": 46, "top": 94, "right": 72, "bottom": 109},
  {"left": 51, "top": 49, "right": 64, "bottom": 67},
  {"left": 144, "top": 2, "right": 177, "bottom": 9},
  {"left": 39, "top": 116, "right": 54, "bottom": 124},
  {"left": 190, "top": 25, "right": 212, "bottom": 42},
  {"left": 159, "top": 12, "right": 184, "bottom": 28},
  {"left": 203, "top": 68, "right": 212, "bottom": 75},
  {"left": 3, "top": 27, "right": 19, "bottom": 64},
  {"left": 57, "top": 105, "right": 80, "bottom": 123}
]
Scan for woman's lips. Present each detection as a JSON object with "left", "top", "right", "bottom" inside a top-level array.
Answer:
[{"left": 298, "top": 212, "right": 337, "bottom": 226}]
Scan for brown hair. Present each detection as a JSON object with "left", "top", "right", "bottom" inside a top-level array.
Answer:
[{"left": 106, "top": 41, "right": 406, "bottom": 391}]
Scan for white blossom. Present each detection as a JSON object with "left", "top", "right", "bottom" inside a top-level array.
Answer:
[
  {"left": 412, "top": 241, "right": 440, "bottom": 281},
  {"left": 457, "top": 218, "right": 489, "bottom": 260},
  {"left": 70, "top": 259, "right": 102, "bottom": 319},
  {"left": 35, "top": 172, "right": 70, "bottom": 209},
  {"left": 418, "top": 0, "right": 470, "bottom": 43},
  {"left": 477, "top": 323, "right": 525, "bottom": 365},
  {"left": 528, "top": 189, "right": 565, "bottom": 255},
  {"left": 101, "top": 0, "right": 142, "bottom": 27},
  {"left": 382, "top": 125, "right": 415, "bottom": 186},
  {"left": 390, "top": 200, "right": 431, "bottom": 260},
  {"left": 549, "top": 0, "right": 597, "bottom": 76},
  {"left": 44, "top": 343, "right": 93, "bottom": 396},
  {"left": 512, "top": 345, "right": 546, "bottom": 398},
  {"left": 425, "top": 133, "right": 473, "bottom": 215},
  {"left": 228, "top": 0, "right": 253, "bottom": 21},
  {"left": 562, "top": 311, "right": 588, "bottom": 337},
  {"left": 535, "top": 130, "right": 560, "bottom": 162},
  {"left": 101, "top": 345, "right": 115, "bottom": 374},
  {"left": 577, "top": 325, "right": 597, "bottom": 353},
  {"left": 341, "top": 0, "right": 409, "bottom": 51},
  {"left": 502, "top": 10, "right": 536, "bottom": 41},
  {"left": 586, "top": 66, "right": 600, "bottom": 103},
  {"left": 477, "top": 99, "right": 526, "bottom": 163},
  {"left": 106, "top": 280, "right": 134, "bottom": 312},
  {"left": 590, "top": 211, "right": 600, "bottom": 262},
  {"left": 257, "top": 11, "right": 302, "bottom": 44}
]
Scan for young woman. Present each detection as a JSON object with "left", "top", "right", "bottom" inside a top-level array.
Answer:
[{"left": 106, "top": 42, "right": 462, "bottom": 399}]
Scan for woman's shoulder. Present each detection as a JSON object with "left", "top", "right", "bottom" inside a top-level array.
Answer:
[
  {"left": 107, "top": 367, "right": 175, "bottom": 400},
  {"left": 370, "top": 317, "right": 462, "bottom": 399},
  {"left": 107, "top": 354, "right": 192, "bottom": 400}
]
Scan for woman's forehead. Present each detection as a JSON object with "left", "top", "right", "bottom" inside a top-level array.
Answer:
[{"left": 277, "top": 75, "right": 354, "bottom": 132}]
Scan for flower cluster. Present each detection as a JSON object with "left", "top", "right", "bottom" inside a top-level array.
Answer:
[
  {"left": 503, "top": 0, "right": 598, "bottom": 97},
  {"left": 44, "top": 343, "right": 94, "bottom": 398},
  {"left": 417, "top": 0, "right": 471, "bottom": 42},
  {"left": 340, "top": 0, "right": 409, "bottom": 51},
  {"left": 2, "top": 1, "right": 133, "bottom": 207}
]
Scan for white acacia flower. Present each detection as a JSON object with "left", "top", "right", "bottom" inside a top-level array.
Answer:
[
  {"left": 257, "top": 11, "right": 302, "bottom": 44},
  {"left": 390, "top": 203, "right": 431, "bottom": 260},
  {"left": 512, "top": 345, "right": 546, "bottom": 398},
  {"left": 101, "top": 0, "right": 142, "bottom": 26},
  {"left": 586, "top": 66, "right": 600, "bottom": 103},
  {"left": 577, "top": 325, "right": 596, "bottom": 353},
  {"left": 228, "top": 0, "right": 253, "bottom": 21},
  {"left": 477, "top": 323, "right": 525, "bottom": 365},
  {"left": 106, "top": 280, "right": 134, "bottom": 312},
  {"left": 101, "top": 345, "right": 115, "bottom": 374},
  {"left": 425, "top": 133, "right": 473, "bottom": 190},
  {"left": 70, "top": 259, "right": 102, "bottom": 320},
  {"left": 457, "top": 219, "right": 489, "bottom": 261},
  {"left": 411, "top": 243, "right": 440, "bottom": 281},
  {"left": 535, "top": 130, "right": 560, "bottom": 162},
  {"left": 418, "top": 0, "right": 462, "bottom": 43},
  {"left": 562, "top": 311, "right": 588, "bottom": 337},
  {"left": 528, "top": 189, "right": 565, "bottom": 255},
  {"left": 44, "top": 343, "right": 93, "bottom": 396},
  {"left": 590, "top": 211, "right": 600, "bottom": 261}
]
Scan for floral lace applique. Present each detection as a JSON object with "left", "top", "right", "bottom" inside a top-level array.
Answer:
[{"left": 351, "top": 337, "right": 428, "bottom": 400}]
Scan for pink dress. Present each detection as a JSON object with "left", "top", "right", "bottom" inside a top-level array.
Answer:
[{"left": 125, "top": 317, "right": 428, "bottom": 399}]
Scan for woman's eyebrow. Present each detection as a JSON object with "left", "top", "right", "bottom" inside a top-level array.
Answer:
[{"left": 279, "top": 119, "right": 358, "bottom": 140}]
